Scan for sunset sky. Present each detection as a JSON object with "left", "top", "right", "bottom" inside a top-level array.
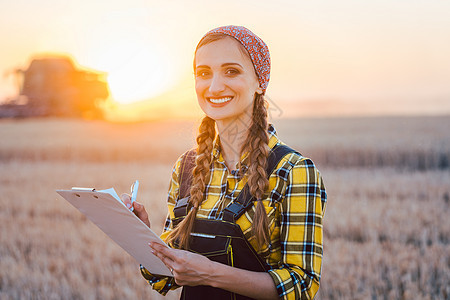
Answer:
[{"left": 1, "top": 0, "right": 449, "bottom": 119}]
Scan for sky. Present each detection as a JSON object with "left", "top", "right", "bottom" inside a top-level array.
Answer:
[{"left": 1, "top": 0, "right": 450, "bottom": 119}]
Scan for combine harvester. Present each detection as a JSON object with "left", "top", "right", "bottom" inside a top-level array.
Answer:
[{"left": 1, "top": 55, "right": 110, "bottom": 118}]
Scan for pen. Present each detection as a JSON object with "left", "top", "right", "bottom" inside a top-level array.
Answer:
[{"left": 130, "top": 180, "right": 139, "bottom": 212}]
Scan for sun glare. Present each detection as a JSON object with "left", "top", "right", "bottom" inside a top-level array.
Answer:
[{"left": 95, "top": 38, "right": 174, "bottom": 104}]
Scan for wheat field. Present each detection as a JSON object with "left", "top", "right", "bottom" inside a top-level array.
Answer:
[{"left": 0, "top": 116, "right": 449, "bottom": 299}]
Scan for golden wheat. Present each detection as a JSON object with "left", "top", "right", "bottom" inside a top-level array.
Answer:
[{"left": 0, "top": 116, "right": 449, "bottom": 299}]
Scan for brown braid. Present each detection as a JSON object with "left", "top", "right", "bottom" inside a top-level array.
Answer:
[
  {"left": 241, "top": 93, "right": 270, "bottom": 249},
  {"left": 169, "top": 32, "right": 270, "bottom": 250},
  {"left": 167, "top": 116, "right": 216, "bottom": 249}
]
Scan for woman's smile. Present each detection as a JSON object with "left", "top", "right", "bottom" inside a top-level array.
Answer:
[{"left": 207, "top": 96, "right": 234, "bottom": 106}]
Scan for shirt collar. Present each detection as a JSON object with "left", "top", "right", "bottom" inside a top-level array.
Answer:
[
  {"left": 211, "top": 123, "right": 280, "bottom": 166},
  {"left": 212, "top": 136, "right": 221, "bottom": 160},
  {"left": 267, "top": 123, "right": 280, "bottom": 150}
]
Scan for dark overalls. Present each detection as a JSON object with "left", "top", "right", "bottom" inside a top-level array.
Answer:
[{"left": 172, "top": 144, "right": 297, "bottom": 300}]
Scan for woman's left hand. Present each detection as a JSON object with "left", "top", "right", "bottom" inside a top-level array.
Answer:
[
  {"left": 148, "top": 242, "right": 214, "bottom": 287},
  {"left": 149, "top": 242, "right": 279, "bottom": 299}
]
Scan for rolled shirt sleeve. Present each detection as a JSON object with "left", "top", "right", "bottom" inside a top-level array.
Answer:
[{"left": 268, "top": 157, "right": 327, "bottom": 300}]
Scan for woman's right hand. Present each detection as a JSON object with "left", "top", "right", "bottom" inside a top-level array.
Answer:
[{"left": 121, "top": 193, "right": 151, "bottom": 228}]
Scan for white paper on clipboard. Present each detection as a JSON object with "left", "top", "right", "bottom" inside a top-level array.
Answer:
[{"left": 56, "top": 188, "right": 172, "bottom": 277}]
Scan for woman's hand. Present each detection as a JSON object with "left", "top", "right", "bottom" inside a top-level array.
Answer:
[
  {"left": 120, "top": 193, "right": 150, "bottom": 228},
  {"left": 149, "top": 242, "right": 278, "bottom": 299},
  {"left": 148, "top": 242, "right": 214, "bottom": 287}
]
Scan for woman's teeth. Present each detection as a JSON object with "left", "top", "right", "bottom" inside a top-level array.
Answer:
[{"left": 208, "top": 97, "right": 233, "bottom": 104}]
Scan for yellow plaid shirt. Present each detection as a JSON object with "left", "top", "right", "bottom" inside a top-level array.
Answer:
[{"left": 141, "top": 125, "right": 327, "bottom": 300}]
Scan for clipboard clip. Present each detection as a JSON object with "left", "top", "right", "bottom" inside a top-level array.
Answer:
[{"left": 72, "top": 187, "right": 96, "bottom": 192}]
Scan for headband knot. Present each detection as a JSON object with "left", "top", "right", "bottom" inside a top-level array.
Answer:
[{"left": 201, "top": 25, "right": 271, "bottom": 94}]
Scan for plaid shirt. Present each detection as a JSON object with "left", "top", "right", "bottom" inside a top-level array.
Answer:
[{"left": 141, "top": 125, "right": 327, "bottom": 300}]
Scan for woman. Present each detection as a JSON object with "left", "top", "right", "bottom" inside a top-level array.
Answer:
[{"left": 122, "top": 25, "right": 327, "bottom": 300}]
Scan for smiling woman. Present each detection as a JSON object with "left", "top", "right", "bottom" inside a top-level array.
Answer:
[{"left": 128, "top": 25, "right": 327, "bottom": 300}]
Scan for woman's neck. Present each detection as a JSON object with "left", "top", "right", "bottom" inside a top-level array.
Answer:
[{"left": 215, "top": 115, "right": 251, "bottom": 171}]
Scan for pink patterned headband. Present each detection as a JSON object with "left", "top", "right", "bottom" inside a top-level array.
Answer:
[{"left": 200, "top": 25, "right": 271, "bottom": 94}]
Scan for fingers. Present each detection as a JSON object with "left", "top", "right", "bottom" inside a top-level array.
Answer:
[
  {"left": 133, "top": 201, "right": 150, "bottom": 228},
  {"left": 149, "top": 243, "right": 180, "bottom": 265},
  {"left": 148, "top": 243, "right": 214, "bottom": 286},
  {"left": 149, "top": 242, "right": 176, "bottom": 271},
  {"left": 120, "top": 193, "right": 132, "bottom": 209},
  {"left": 149, "top": 242, "right": 172, "bottom": 256},
  {"left": 121, "top": 193, "right": 150, "bottom": 227}
]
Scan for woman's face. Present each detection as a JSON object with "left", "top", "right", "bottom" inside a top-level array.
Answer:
[{"left": 194, "top": 37, "right": 262, "bottom": 122}]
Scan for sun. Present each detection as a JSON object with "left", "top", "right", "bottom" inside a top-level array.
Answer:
[{"left": 94, "top": 38, "right": 175, "bottom": 104}]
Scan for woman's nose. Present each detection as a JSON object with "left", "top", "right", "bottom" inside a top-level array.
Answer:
[{"left": 208, "top": 74, "right": 225, "bottom": 94}]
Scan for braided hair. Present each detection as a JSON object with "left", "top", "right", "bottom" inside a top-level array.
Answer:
[
  {"left": 242, "top": 93, "right": 270, "bottom": 248},
  {"left": 167, "top": 116, "right": 215, "bottom": 249},
  {"left": 167, "top": 34, "right": 270, "bottom": 250}
]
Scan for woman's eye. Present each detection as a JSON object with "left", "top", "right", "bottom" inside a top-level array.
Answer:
[
  {"left": 225, "top": 68, "right": 240, "bottom": 75},
  {"left": 196, "top": 70, "right": 209, "bottom": 77}
]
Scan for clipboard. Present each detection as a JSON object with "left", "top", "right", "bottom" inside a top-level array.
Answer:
[{"left": 56, "top": 187, "right": 172, "bottom": 277}]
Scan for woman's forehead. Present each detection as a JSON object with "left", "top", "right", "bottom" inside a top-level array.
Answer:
[{"left": 195, "top": 37, "right": 253, "bottom": 69}]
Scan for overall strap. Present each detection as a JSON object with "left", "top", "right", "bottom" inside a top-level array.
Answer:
[
  {"left": 222, "top": 144, "right": 298, "bottom": 222},
  {"left": 173, "top": 149, "right": 196, "bottom": 219},
  {"left": 173, "top": 144, "right": 299, "bottom": 221},
  {"left": 179, "top": 149, "right": 197, "bottom": 199}
]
